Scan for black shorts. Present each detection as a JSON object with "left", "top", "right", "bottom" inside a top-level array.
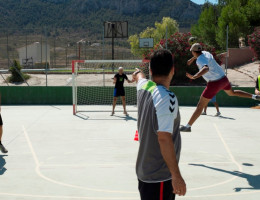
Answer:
[
  {"left": 138, "top": 179, "right": 175, "bottom": 200},
  {"left": 0, "top": 114, "right": 3, "bottom": 126},
  {"left": 113, "top": 88, "right": 125, "bottom": 97}
]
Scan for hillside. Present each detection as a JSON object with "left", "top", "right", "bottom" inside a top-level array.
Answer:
[{"left": 0, "top": 0, "right": 201, "bottom": 35}]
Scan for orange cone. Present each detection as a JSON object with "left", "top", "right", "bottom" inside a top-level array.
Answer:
[{"left": 134, "top": 130, "right": 139, "bottom": 141}]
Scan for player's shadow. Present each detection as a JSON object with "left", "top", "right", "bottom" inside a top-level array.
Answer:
[
  {"left": 205, "top": 114, "right": 236, "bottom": 120},
  {"left": 189, "top": 163, "right": 260, "bottom": 192},
  {"left": 113, "top": 114, "right": 137, "bottom": 121},
  {"left": 0, "top": 155, "right": 7, "bottom": 175}
]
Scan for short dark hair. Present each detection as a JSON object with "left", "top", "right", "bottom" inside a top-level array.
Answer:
[{"left": 150, "top": 49, "right": 174, "bottom": 77}]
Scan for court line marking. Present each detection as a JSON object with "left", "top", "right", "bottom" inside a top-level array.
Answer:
[
  {"left": 0, "top": 192, "right": 138, "bottom": 200},
  {"left": 181, "top": 123, "right": 260, "bottom": 198},
  {"left": 40, "top": 162, "right": 233, "bottom": 167},
  {"left": 188, "top": 123, "right": 242, "bottom": 191},
  {"left": 2, "top": 124, "right": 255, "bottom": 200},
  {"left": 22, "top": 125, "right": 138, "bottom": 194}
]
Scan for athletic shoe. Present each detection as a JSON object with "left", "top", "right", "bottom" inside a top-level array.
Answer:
[
  {"left": 0, "top": 144, "right": 8, "bottom": 153},
  {"left": 253, "top": 95, "right": 260, "bottom": 101},
  {"left": 201, "top": 112, "right": 207, "bottom": 115},
  {"left": 215, "top": 112, "right": 221, "bottom": 116},
  {"left": 179, "top": 125, "right": 191, "bottom": 132},
  {"left": 110, "top": 112, "right": 114, "bottom": 116},
  {"left": 124, "top": 112, "right": 129, "bottom": 116}
]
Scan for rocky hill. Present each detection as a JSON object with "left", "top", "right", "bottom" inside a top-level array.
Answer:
[{"left": 0, "top": 0, "right": 201, "bottom": 35}]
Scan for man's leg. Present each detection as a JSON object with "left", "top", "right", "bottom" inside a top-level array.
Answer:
[
  {"left": 0, "top": 125, "right": 7, "bottom": 153},
  {"left": 224, "top": 89, "right": 255, "bottom": 98},
  {"left": 121, "top": 96, "right": 128, "bottom": 115},
  {"left": 111, "top": 97, "right": 117, "bottom": 115},
  {"left": 0, "top": 125, "right": 3, "bottom": 143},
  {"left": 202, "top": 105, "right": 208, "bottom": 115},
  {"left": 138, "top": 179, "right": 175, "bottom": 200},
  {"left": 180, "top": 96, "right": 211, "bottom": 132},
  {"left": 213, "top": 102, "right": 220, "bottom": 113},
  {"left": 187, "top": 96, "right": 211, "bottom": 126}
]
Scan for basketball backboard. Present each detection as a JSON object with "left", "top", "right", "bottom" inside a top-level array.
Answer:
[
  {"left": 139, "top": 38, "right": 154, "bottom": 48},
  {"left": 104, "top": 21, "right": 128, "bottom": 38}
]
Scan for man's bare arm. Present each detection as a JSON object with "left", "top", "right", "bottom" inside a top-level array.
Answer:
[
  {"left": 127, "top": 79, "right": 135, "bottom": 83},
  {"left": 158, "top": 132, "right": 186, "bottom": 196},
  {"left": 132, "top": 68, "right": 146, "bottom": 83},
  {"left": 187, "top": 57, "right": 197, "bottom": 66},
  {"left": 255, "top": 88, "right": 260, "bottom": 95},
  {"left": 186, "top": 65, "right": 209, "bottom": 80}
]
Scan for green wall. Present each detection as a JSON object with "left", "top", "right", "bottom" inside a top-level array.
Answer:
[
  {"left": 0, "top": 86, "right": 72, "bottom": 105},
  {"left": 0, "top": 86, "right": 257, "bottom": 107},
  {"left": 170, "top": 87, "right": 256, "bottom": 107}
]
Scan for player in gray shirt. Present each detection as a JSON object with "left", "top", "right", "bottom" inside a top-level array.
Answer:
[{"left": 132, "top": 49, "right": 186, "bottom": 200}]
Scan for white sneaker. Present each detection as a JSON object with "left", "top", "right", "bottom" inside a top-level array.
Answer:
[
  {"left": 215, "top": 112, "right": 221, "bottom": 116},
  {"left": 201, "top": 112, "right": 207, "bottom": 115},
  {"left": 253, "top": 95, "right": 260, "bottom": 101}
]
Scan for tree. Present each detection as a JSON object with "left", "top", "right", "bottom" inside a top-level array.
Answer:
[
  {"left": 128, "top": 17, "right": 179, "bottom": 57},
  {"left": 191, "top": 5, "right": 219, "bottom": 47},
  {"left": 216, "top": 0, "right": 249, "bottom": 48},
  {"left": 245, "top": 0, "right": 260, "bottom": 28}
]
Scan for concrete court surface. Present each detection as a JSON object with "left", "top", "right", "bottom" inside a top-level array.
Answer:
[{"left": 0, "top": 105, "right": 259, "bottom": 200}]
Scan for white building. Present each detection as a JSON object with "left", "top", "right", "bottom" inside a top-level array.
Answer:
[{"left": 17, "top": 42, "right": 50, "bottom": 67}]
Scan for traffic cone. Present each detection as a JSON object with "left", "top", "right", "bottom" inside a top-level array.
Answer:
[{"left": 134, "top": 130, "right": 139, "bottom": 141}]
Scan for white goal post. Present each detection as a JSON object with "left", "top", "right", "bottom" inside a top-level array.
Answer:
[{"left": 72, "top": 60, "right": 149, "bottom": 115}]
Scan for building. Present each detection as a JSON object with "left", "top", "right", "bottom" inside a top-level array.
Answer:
[{"left": 17, "top": 42, "right": 50, "bottom": 68}]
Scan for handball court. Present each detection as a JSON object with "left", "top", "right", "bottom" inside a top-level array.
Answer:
[{"left": 0, "top": 105, "right": 259, "bottom": 200}]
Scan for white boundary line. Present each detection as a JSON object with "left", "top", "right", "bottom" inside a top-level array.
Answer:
[
  {"left": 181, "top": 123, "right": 260, "bottom": 198},
  {"left": 40, "top": 161, "right": 233, "bottom": 168},
  {"left": 22, "top": 126, "right": 138, "bottom": 194},
  {"left": 1, "top": 124, "right": 259, "bottom": 199},
  {"left": 187, "top": 123, "right": 242, "bottom": 191}
]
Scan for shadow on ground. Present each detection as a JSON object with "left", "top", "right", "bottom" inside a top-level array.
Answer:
[
  {"left": 189, "top": 163, "right": 260, "bottom": 192},
  {"left": 203, "top": 114, "right": 236, "bottom": 120},
  {"left": 75, "top": 113, "right": 137, "bottom": 121}
]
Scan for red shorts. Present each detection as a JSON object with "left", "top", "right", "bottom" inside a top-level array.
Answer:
[{"left": 202, "top": 76, "right": 232, "bottom": 99}]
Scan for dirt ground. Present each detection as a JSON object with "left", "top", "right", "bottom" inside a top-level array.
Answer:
[{"left": 0, "top": 61, "right": 259, "bottom": 87}]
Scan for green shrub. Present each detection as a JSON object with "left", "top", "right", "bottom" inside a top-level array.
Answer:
[
  {"left": 248, "top": 28, "right": 260, "bottom": 60},
  {"left": 8, "top": 60, "right": 30, "bottom": 83},
  {"left": 144, "top": 32, "right": 222, "bottom": 86}
]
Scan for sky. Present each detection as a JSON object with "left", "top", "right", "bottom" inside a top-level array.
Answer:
[{"left": 191, "top": 0, "right": 217, "bottom": 4}]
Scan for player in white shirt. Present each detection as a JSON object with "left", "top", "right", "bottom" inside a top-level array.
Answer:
[{"left": 180, "top": 43, "right": 260, "bottom": 132}]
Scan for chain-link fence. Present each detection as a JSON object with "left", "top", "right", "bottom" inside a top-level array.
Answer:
[{"left": 0, "top": 28, "right": 143, "bottom": 86}]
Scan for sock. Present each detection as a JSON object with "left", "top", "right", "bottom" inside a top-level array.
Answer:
[
  {"left": 186, "top": 124, "right": 191, "bottom": 128},
  {"left": 252, "top": 95, "right": 257, "bottom": 100}
]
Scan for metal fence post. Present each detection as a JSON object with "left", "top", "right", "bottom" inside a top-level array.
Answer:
[
  {"left": 45, "top": 27, "right": 48, "bottom": 86},
  {"left": 166, "top": 25, "right": 168, "bottom": 50},
  {"left": 6, "top": 30, "right": 9, "bottom": 68},
  {"left": 225, "top": 25, "right": 229, "bottom": 76}
]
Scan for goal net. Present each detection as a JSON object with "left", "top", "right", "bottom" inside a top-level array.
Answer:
[{"left": 72, "top": 60, "right": 149, "bottom": 115}]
